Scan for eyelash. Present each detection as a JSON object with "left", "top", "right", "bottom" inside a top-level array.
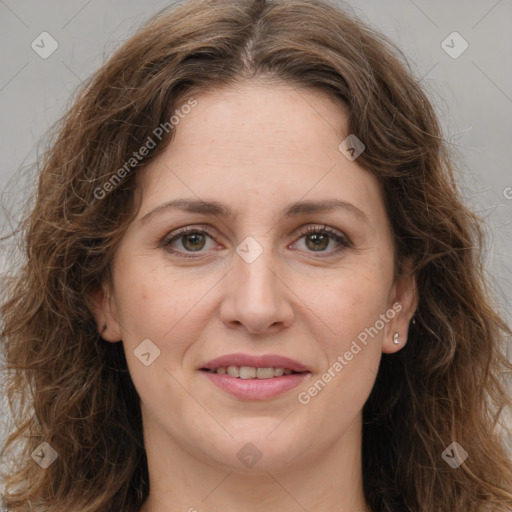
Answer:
[{"left": 161, "top": 224, "right": 351, "bottom": 259}]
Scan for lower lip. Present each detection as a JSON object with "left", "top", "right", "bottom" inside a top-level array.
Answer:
[{"left": 200, "top": 370, "right": 310, "bottom": 400}]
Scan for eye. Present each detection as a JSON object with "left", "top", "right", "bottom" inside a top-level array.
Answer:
[
  {"left": 161, "top": 225, "right": 218, "bottom": 257},
  {"left": 161, "top": 223, "right": 351, "bottom": 259},
  {"left": 292, "top": 225, "right": 351, "bottom": 255}
]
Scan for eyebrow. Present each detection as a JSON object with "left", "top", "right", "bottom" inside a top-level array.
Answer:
[{"left": 140, "top": 198, "right": 369, "bottom": 224}]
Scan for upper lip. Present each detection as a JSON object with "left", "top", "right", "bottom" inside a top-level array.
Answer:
[{"left": 200, "top": 353, "right": 310, "bottom": 372}]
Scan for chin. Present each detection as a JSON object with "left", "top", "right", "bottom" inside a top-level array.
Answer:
[{"left": 197, "top": 425, "right": 309, "bottom": 472}]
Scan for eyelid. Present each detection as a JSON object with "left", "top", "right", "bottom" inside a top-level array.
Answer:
[
  {"left": 161, "top": 223, "right": 351, "bottom": 257},
  {"left": 161, "top": 224, "right": 216, "bottom": 245},
  {"left": 295, "top": 224, "right": 350, "bottom": 244},
  {"left": 291, "top": 224, "right": 352, "bottom": 254}
]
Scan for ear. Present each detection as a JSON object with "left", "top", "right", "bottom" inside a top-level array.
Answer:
[
  {"left": 382, "top": 259, "right": 418, "bottom": 354},
  {"left": 88, "top": 281, "right": 123, "bottom": 343}
]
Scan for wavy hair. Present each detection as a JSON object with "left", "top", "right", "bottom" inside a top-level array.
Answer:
[{"left": 1, "top": 0, "right": 512, "bottom": 510}]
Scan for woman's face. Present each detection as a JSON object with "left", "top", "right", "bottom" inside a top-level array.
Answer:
[{"left": 94, "top": 81, "right": 416, "bottom": 472}]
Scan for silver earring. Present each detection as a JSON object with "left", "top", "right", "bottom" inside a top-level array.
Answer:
[{"left": 393, "top": 333, "right": 400, "bottom": 345}]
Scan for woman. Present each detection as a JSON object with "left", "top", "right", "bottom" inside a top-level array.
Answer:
[{"left": 1, "top": 0, "right": 511, "bottom": 510}]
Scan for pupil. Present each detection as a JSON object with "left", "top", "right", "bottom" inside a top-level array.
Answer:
[
  {"left": 180, "top": 232, "right": 330, "bottom": 252},
  {"left": 307, "top": 233, "right": 328, "bottom": 251},
  {"left": 183, "top": 233, "right": 205, "bottom": 251}
]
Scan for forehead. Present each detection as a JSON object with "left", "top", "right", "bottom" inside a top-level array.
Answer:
[
  {"left": 136, "top": 81, "right": 387, "bottom": 228},
  {"left": 170, "top": 81, "right": 350, "bottom": 158}
]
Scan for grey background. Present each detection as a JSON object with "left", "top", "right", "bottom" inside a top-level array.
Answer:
[{"left": 1, "top": 0, "right": 511, "bottom": 486}]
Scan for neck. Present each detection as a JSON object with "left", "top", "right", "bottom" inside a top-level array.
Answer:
[{"left": 139, "top": 414, "right": 369, "bottom": 512}]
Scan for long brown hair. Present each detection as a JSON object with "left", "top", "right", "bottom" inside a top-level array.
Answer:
[{"left": 2, "top": 0, "right": 512, "bottom": 510}]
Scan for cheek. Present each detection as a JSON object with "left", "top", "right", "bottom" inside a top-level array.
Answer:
[
  {"left": 293, "top": 260, "right": 391, "bottom": 409},
  {"left": 303, "top": 259, "right": 393, "bottom": 407},
  {"left": 111, "top": 257, "right": 207, "bottom": 354},
  {"left": 111, "top": 265, "right": 206, "bottom": 410},
  {"left": 296, "top": 276, "right": 386, "bottom": 426},
  {"left": 305, "top": 262, "right": 392, "bottom": 347}
]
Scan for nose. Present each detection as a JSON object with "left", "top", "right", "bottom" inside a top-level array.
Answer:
[{"left": 219, "top": 242, "right": 294, "bottom": 335}]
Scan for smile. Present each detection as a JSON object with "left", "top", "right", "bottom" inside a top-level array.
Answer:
[{"left": 203, "top": 366, "right": 296, "bottom": 379}]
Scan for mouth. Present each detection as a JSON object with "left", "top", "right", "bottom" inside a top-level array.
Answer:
[
  {"left": 199, "top": 353, "right": 310, "bottom": 375},
  {"left": 200, "top": 366, "right": 303, "bottom": 379},
  {"left": 198, "top": 353, "right": 311, "bottom": 400}
]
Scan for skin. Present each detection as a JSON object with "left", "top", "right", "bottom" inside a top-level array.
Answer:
[{"left": 91, "top": 80, "right": 417, "bottom": 512}]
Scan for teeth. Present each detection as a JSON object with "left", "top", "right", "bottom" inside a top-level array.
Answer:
[
  {"left": 214, "top": 366, "right": 295, "bottom": 378},
  {"left": 239, "top": 366, "right": 257, "bottom": 379},
  {"left": 227, "top": 365, "right": 240, "bottom": 377},
  {"left": 256, "top": 367, "right": 274, "bottom": 379}
]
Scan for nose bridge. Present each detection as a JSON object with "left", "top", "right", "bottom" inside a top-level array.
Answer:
[
  {"left": 220, "top": 235, "right": 293, "bottom": 332},
  {"left": 233, "top": 235, "right": 278, "bottom": 302}
]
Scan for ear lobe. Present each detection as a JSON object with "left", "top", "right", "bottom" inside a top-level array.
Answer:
[
  {"left": 382, "top": 262, "right": 419, "bottom": 354},
  {"left": 88, "top": 284, "right": 123, "bottom": 343}
]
